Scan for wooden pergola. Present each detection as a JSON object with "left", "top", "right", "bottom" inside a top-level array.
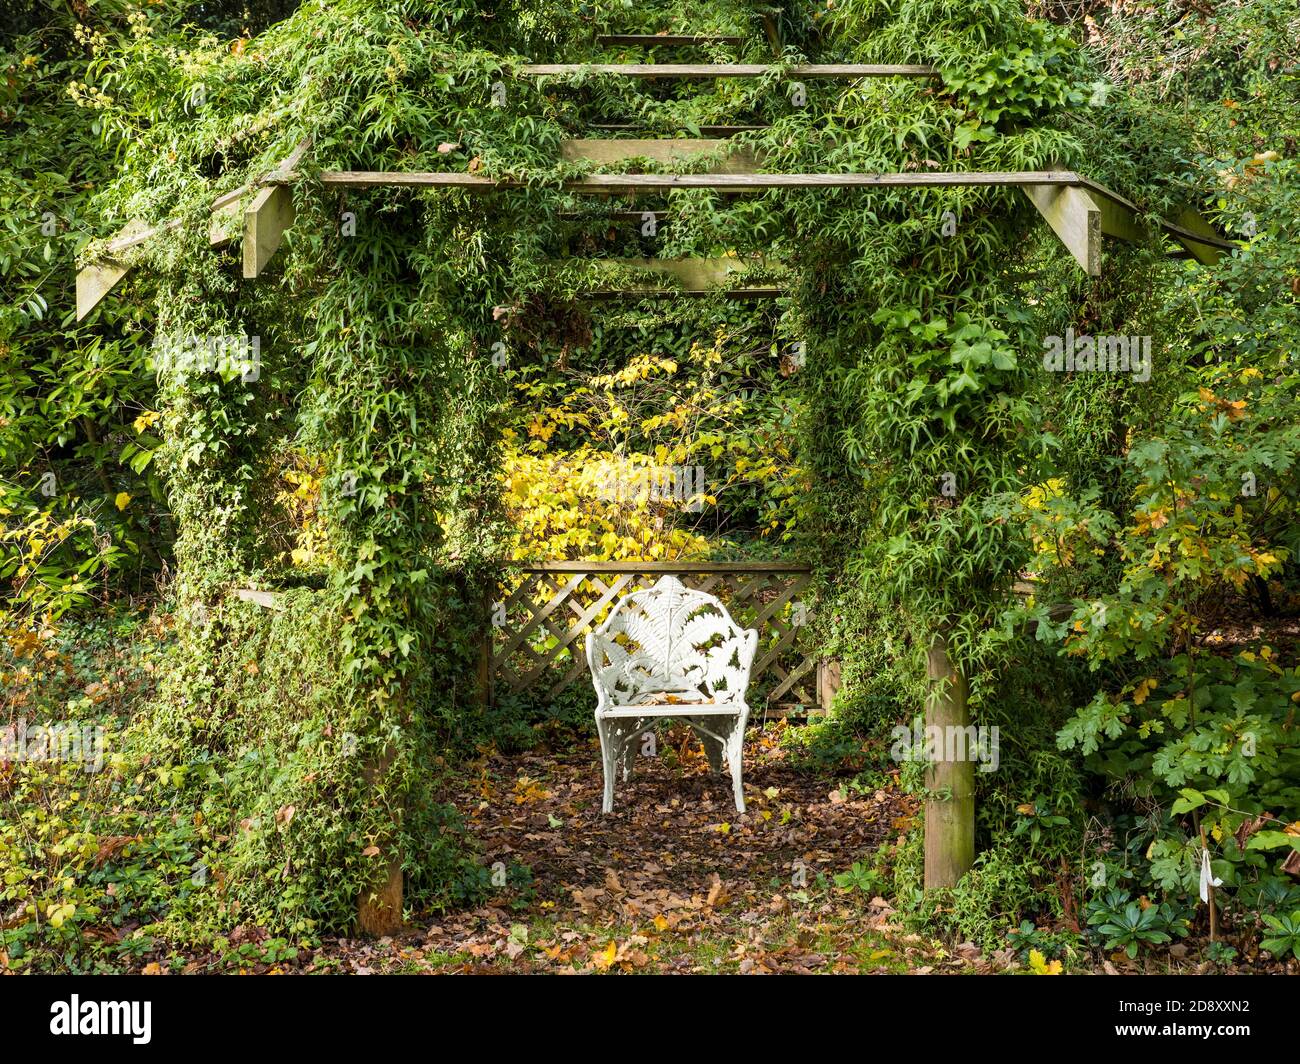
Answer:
[
  {"left": 75, "top": 47, "right": 1237, "bottom": 927},
  {"left": 77, "top": 63, "right": 1232, "bottom": 318}
]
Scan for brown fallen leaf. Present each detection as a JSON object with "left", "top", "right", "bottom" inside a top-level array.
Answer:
[{"left": 706, "top": 874, "right": 729, "bottom": 909}]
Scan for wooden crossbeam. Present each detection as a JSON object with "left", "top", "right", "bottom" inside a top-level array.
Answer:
[
  {"left": 596, "top": 34, "right": 745, "bottom": 47},
  {"left": 573, "top": 256, "right": 772, "bottom": 293},
  {"left": 318, "top": 169, "right": 1235, "bottom": 268},
  {"left": 1173, "top": 207, "right": 1227, "bottom": 266},
  {"left": 589, "top": 123, "right": 768, "bottom": 135},
  {"left": 320, "top": 169, "right": 1085, "bottom": 191},
  {"left": 75, "top": 261, "right": 133, "bottom": 321},
  {"left": 1022, "top": 185, "right": 1102, "bottom": 276},
  {"left": 75, "top": 218, "right": 161, "bottom": 320},
  {"left": 517, "top": 63, "right": 937, "bottom": 78},
  {"left": 76, "top": 137, "right": 310, "bottom": 317},
  {"left": 243, "top": 184, "right": 295, "bottom": 278},
  {"left": 561, "top": 138, "right": 759, "bottom": 172}
]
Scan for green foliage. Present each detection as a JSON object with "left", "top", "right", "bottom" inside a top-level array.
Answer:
[
  {"left": 5, "top": 0, "right": 1298, "bottom": 968},
  {"left": 1260, "top": 910, "right": 1300, "bottom": 961},
  {"left": 1086, "top": 890, "right": 1190, "bottom": 960},
  {"left": 833, "top": 861, "right": 883, "bottom": 895}
]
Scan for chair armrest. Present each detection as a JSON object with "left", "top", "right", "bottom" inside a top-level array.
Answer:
[{"left": 586, "top": 631, "right": 615, "bottom": 708}]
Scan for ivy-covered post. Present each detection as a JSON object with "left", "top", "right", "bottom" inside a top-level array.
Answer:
[
  {"left": 924, "top": 631, "right": 974, "bottom": 888},
  {"left": 357, "top": 744, "right": 403, "bottom": 937}
]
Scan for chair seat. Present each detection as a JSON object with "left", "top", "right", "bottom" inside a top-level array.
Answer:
[{"left": 601, "top": 701, "right": 746, "bottom": 718}]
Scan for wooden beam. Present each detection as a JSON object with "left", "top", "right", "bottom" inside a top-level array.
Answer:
[
  {"left": 1173, "top": 207, "right": 1227, "bottom": 265},
  {"left": 589, "top": 123, "right": 768, "bottom": 136},
  {"left": 209, "top": 199, "right": 243, "bottom": 246},
  {"left": 234, "top": 588, "right": 285, "bottom": 610},
  {"left": 586, "top": 256, "right": 767, "bottom": 291},
  {"left": 75, "top": 218, "right": 155, "bottom": 321},
  {"left": 1022, "top": 184, "right": 1102, "bottom": 275},
  {"left": 596, "top": 34, "right": 745, "bottom": 47},
  {"left": 319, "top": 168, "right": 1236, "bottom": 260},
  {"left": 78, "top": 137, "right": 312, "bottom": 313},
  {"left": 517, "top": 63, "right": 937, "bottom": 78},
  {"left": 561, "top": 138, "right": 759, "bottom": 171},
  {"left": 1093, "top": 197, "right": 1146, "bottom": 244},
  {"left": 75, "top": 262, "right": 131, "bottom": 322},
  {"left": 1074, "top": 176, "right": 1232, "bottom": 253},
  {"left": 243, "top": 183, "right": 295, "bottom": 278},
  {"left": 319, "top": 169, "right": 1086, "bottom": 191}
]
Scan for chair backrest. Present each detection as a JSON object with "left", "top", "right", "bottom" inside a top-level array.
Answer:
[{"left": 588, "top": 575, "right": 757, "bottom": 703}]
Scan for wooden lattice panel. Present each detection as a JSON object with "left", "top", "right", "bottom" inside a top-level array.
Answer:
[{"left": 489, "top": 562, "right": 821, "bottom": 712}]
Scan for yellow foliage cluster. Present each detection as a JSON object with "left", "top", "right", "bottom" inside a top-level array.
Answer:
[
  {"left": 502, "top": 444, "right": 711, "bottom": 563},
  {"left": 503, "top": 328, "right": 804, "bottom": 560},
  {"left": 275, "top": 455, "right": 337, "bottom": 570}
]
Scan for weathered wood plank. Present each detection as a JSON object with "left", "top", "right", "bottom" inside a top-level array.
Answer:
[
  {"left": 518, "top": 63, "right": 937, "bottom": 78},
  {"left": 234, "top": 588, "right": 285, "bottom": 610},
  {"left": 1074, "top": 176, "right": 1232, "bottom": 252},
  {"left": 580, "top": 256, "right": 767, "bottom": 291},
  {"left": 925, "top": 633, "right": 975, "bottom": 889},
  {"left": 75, "top": 262, "right": 131, "bottom": 322},
  {"left": 319, "top": 169, "right": 1234, "bottom": 257},
  {"left": 319, "top": 169, "right": 1084, "bottom": 191},
  {"left": 561, "top": 138, "right": 759, "bottom": 171},
  {"left": 209, "top": 199, "right": 243, "bottom": 246},
  {"left": 243, "top": 183, "right": 295, "bottom": 278},
  {"left": 80, "top": 137, "right": 312, "bottom": 312},
  {"left": 1173, "top": 206, "right": 1228, "bottom": 265},
  {"left": 75, "top": 218, "right": 155, "bottom": 321},
  {"left": 596, "top": 34, "right": 745, "bottom": 47},
  {"left": 1022, "top": 184, "right": 1102, "bottom": 275}
]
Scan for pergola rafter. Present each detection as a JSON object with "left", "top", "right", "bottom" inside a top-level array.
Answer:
[{"left": 77, "top": 163, "right": 1231, "bottom": 316}]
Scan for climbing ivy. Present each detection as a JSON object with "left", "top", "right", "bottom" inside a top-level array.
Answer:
[{"left": 9, "top": 0, "right": 1294, "bottom": 951}]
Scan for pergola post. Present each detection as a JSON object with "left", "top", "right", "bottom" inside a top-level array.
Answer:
[{"left": 924, "top": 631, "right": 975, "bottom": 889}]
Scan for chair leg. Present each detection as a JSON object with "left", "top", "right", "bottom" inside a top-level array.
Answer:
[
  {"left": 597, "top": 717, "right": 616, "bottom": 813},
  {"left": 621, "top": 722, "right": 641, "bottom": 782},
  {"left": 727, "top": 715, "right": 746, "bottom": 813}
]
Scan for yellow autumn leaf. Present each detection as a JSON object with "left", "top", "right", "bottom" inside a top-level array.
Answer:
[
  {"left": 593, "top": 940, "right": 618, "bottom": 971},
  {"left": 1132, "top": 677, "right": 1157, "bottom": 705},
  {"left": 114, "top": 492, "right": 131, "bottom": 511},
  {"left": 46, "top": 901, "right": 76, "bottom": 928},
  {"left": 1028, "top": 949, "right": 1062, "bottom": 975}
]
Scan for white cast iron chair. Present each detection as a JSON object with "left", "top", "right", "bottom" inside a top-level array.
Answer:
[{"left": 585, "top": 575, "right": 759, "bottom": 814}]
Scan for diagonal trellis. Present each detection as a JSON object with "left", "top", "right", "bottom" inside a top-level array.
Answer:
[{"left": 488, "top": 561, "right": 824, "bottom": 713}]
